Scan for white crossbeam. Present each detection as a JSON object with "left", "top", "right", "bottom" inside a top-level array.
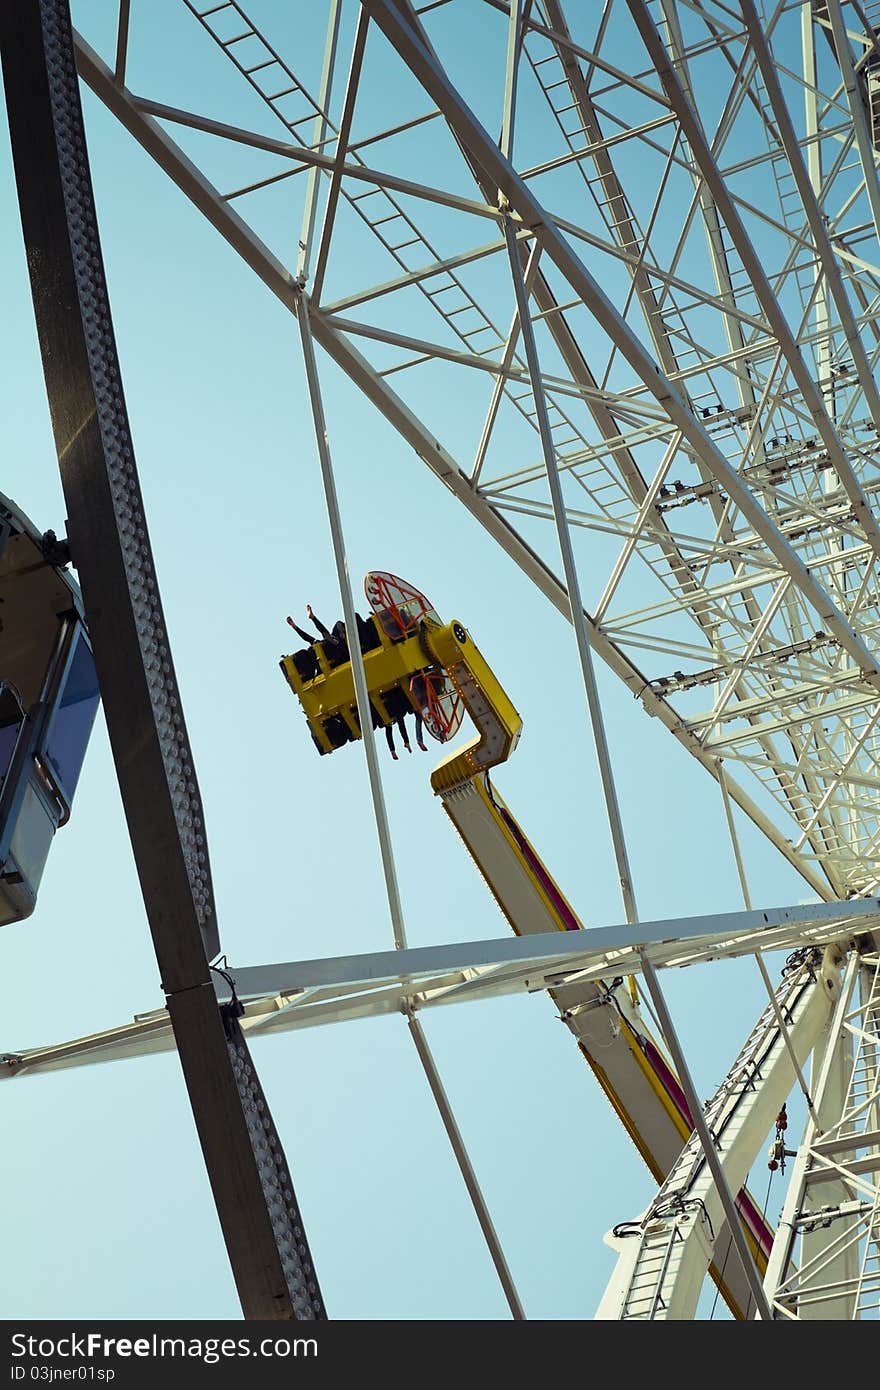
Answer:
[{"left": 3, "top": 898, "right": 877, "bottom": 1082}]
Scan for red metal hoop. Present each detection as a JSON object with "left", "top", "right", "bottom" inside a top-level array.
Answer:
[
  {"left": 364, "top": 570, "right": 440, "bottom": 642},
  {"left": 410, "top": 669, "right": 464, "bottom": 743}
]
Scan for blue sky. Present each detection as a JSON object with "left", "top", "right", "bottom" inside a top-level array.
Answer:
[{"left": 0, "top": 1, "right": 821, "bottom": 1321}]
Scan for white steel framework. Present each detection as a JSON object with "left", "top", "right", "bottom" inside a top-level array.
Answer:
[
  {"left": 763, "top": 944, "right": 880, "bottom": 1317},
  {"left": 7, "top": 0, "right": 880, "bottom": 1318},
  {"left": 67, "top": 0, "right": 880, "bottom": 904},
  {"left": 598, "top": 943, "right": 844, "bottom": 1318}
]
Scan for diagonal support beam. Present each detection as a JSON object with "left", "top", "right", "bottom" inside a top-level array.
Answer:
[
  {"left": 503, "top": 213, "right": 639, "bottom": 921},
  {"left": 1, "top": 0, "right": 324, "bottom": 1321},
  {"left": 601, "top": 949, "right": 838, "bottom": 1319},
  {"left": 541, "top": 0, "right": 686, "bottom": 383}
]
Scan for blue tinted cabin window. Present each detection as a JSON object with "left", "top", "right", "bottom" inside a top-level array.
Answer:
[
  {"left": 0, "top": 689, "right": 23, "bottom": 794},
  {"left": 0, "top": 721, "right": 20, "bottom": 790},
  {"left": 44, "top": 632, "right": 99, "bottom": 803}
]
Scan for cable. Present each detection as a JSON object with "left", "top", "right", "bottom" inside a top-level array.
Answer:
[
  {"left": 210, "top": 958, "right": 244, "bottom": 1020},
  {"left": 611, "top": 1220, "right": 642, "bottom": 1239},
  {"left": 741, "top": 1169, "right": 776, "bottom": 1324},
  {"left": 709, "top": 1228, "right": 732, "bottom": 1320},
  {"left": 760, "top": 1166, "right": 775, "bottom": 1226},
  {"left": 635, "top": 985, "right": 666, "bottom": 1040}
]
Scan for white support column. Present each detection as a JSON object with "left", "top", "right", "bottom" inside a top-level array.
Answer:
[
  {"left": 471, "top": 238, "right": 542, "bottom": 486},
  {"left": 799, "top": 1003, "right": 859, "bottom": 1319},
  {"left": 801, "top": 6, "right": 834, "bottom": 422},
  {"left": 500, "top": 0, "right": 524, "bottom": 163},
  {"left": 309, "top": 8, "right": 368, "bottom": 301},
  {"left": 601, "top": 950, "right": 841, "bottom": 1319},
  {"left": 718, "top": 763, "right": 819, "bottom": 1124},
  {"left": 407, "top": 1012, "right": 525, "bottom": 1319},
  {"left": 297, "top": 288, "right": 524, "bottom": 1317},
  {"left": 762, "top": 950, "right": 863, "bottom": 1315},
  {"left": 295, "top": 290, "right": 409, "bottom": 951},
  {"left": 635, "top": 951, "right": 774, "bottom": 1320},
  {"left": 502, "top": 214, "right": 639, "bottom": 923},
  {"left": 296, "top": 0, "right": 342, "bottom": 283}
]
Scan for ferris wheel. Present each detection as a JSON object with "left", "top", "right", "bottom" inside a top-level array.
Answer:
[{"left": 1, "top": 0, "right": 880, "bottom": 1320}]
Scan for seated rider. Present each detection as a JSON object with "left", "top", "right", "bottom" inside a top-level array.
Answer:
[
  {"left": 382, "top": 684, "right": 427, "bottom": 759},
  {"left": 289, "top": 603, "right": 344, "bottom": 649},
  {"left": 290, "top": 604, "right": 378, "bottom": 663}
]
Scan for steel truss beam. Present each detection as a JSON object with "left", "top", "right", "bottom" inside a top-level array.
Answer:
[
  {"left": 3, "top": 897, "right": 877, "bottom": 1080},
  {"left": 0, "top": 0, "right": 323, "bottom": 1321}
]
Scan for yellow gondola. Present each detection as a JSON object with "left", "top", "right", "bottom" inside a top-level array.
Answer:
[{"left": 280, "top": 570, "right": 470, "bottom": 756}]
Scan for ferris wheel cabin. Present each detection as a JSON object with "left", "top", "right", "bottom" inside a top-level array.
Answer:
[{"left": 0, "top": 493, "right": 99, "bottom": 926}]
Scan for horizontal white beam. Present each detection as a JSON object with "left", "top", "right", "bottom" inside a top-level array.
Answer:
[
  {"left": 3, "top": 897, "right": 877, "bottom": 1081},
  {"left": 219, "top": 897, "right": 880, "bottom": 1001}
]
